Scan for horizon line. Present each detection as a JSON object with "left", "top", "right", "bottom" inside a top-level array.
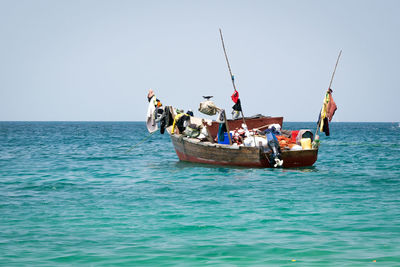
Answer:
[{"left": 0, "top": 120, "right": 398, "bottom": 123}]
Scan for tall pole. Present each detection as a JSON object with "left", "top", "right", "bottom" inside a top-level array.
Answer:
[
  {"left": 328, "top": 50, "right": 342, "bottom": 91},
  {"left": 219, "top": 28, "right": 247, "bottom": 126},
  {"left": 316, "top": 50, "right": 342, "bottom": 136}
]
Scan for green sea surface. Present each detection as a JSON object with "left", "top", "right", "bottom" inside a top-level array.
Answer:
[{"left": 1, "top": 122, "right": 399, "bottom": 266}]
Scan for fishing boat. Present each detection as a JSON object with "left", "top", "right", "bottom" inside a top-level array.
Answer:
[
  {"left": 145, "top": 101, "right": 320, "bottom": 168},
  {"left": 167, "top": 114, "right": 318, "bottom": 168},
  {"left": 144, "top": 30, "right": 340, "bottom": 168}
]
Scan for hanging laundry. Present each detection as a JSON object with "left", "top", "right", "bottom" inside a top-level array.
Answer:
[
  {"left": 230, "top": 88, "right": 242, "bottom": 118},
  {"left": 146, "top": 95, "right": 158, "bottom": 133},
  {"left": 231, "top": 110, "right": 240, "bottom": 119},
  {"left": 231, "top": 90, "right": 239, "bottom": 104},
  {"left": 147, "top": 89, "right": 155, "bottom": 102},
  {"left": 318, "top": 88, "right": 337, "bottom": 136},
  {"left": 146, "top": 89, "right": 164, "bottom": 133},
  {"left": 317, "top": 110, "right": 330, "bottom": 137},
  {"left": 177, "top": 115, "right": 190, "bottom": 132},
  {"left": 154, "top": 107, "right": 164, "bottom": 123},
  {"left": 159, "top": 106, "right": 173, "bottom": 134},
  {"left": 147, "top": 89, "right": 162, "bottom": 107},
  {"left": 232, "top": 98, "right": 242, "bottom": 112},
  {"left": 216, "top": 109, "right": 226, "bottom": 123},
  {"left": 171, "top": 113, "right": 190, "bottom": 134},
  {"left": 322, "top": 117, "right": 330, "bottom": 136},
  {"left": 326, "top": 89, "right": 337, "bottom": 122}
]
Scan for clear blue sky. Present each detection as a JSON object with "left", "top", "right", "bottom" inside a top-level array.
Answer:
[{"left": 0, "top": 0, "right": 399, "bottom": 122}]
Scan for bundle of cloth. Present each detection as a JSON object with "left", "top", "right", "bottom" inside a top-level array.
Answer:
[{"left": 146, "top": 89, "right": 163, "bottom": 133}]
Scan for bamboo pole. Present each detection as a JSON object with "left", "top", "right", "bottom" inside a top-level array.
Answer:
[
  {"left": 219, "top": 28, "right": 247, "bottom": 126},
  {"left": 315, "top": 50, "right": 342, "bottom": 137},
  {"left": 328, "top": 50, "right": 342, "bottom": 91}
]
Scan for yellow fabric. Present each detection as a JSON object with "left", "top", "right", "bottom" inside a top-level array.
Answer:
[
  {"left": 152, "top": 95, "right": 157, "bottom": 107},
  {"left": 319, "top": 91, "right": 330, "bottom": 132},
  {"left": 171, "top": 113, "right": 185, "bottom": 134},
  {"left": 300, "top": 138, "right": 312, "bottom": 149}
]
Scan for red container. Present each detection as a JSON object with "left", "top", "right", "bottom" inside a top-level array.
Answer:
[{"left": 291, "top": 130, "right": 299, "bottom": 143}]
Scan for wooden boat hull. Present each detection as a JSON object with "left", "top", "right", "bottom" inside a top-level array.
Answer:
[{"left": 170, "top": 134, "right": 318, "bottom": 168}]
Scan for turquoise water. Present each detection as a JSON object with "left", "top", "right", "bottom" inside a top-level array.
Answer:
[{"left": 1, "top": 121, "right": 399, "bottom": 266}]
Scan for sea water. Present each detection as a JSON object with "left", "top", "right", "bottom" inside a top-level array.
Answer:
[{"left": 0, "top": 122, "right": 399, "bottom": 266}]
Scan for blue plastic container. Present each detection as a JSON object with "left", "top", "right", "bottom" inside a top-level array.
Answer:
[{"left": 218, "top": 132, "right": 232, "bottom": 144}]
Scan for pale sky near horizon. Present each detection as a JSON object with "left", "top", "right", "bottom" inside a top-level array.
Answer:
[{"left": 0, "top": 0, "right": 399, "bottom": 122}]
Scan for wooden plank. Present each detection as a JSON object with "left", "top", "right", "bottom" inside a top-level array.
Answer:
[
  {"left": 202, "top": 119, "right": 215, "bottom": 143},
  {"left": 223, "top": 110, "right": 233, "bottom": 145}
]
